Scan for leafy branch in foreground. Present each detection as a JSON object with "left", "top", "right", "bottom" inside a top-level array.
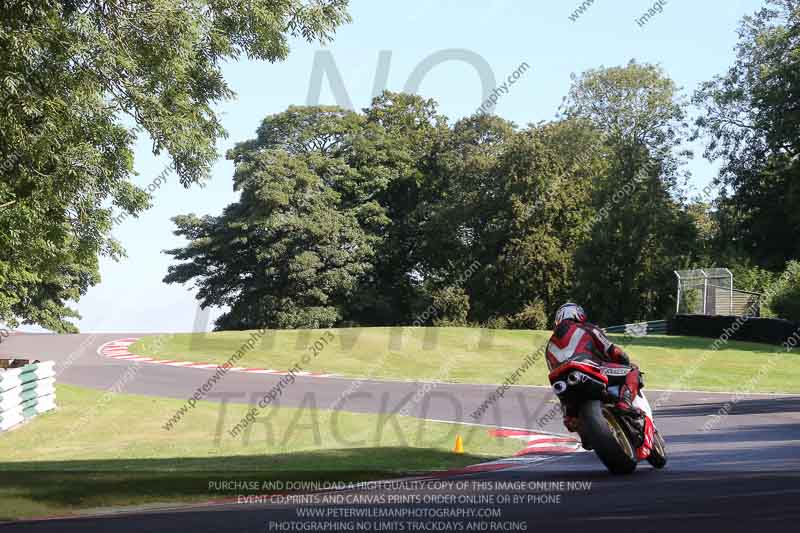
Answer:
[{"left": 0, "top": 0, "right": 350, "bottom": 331}]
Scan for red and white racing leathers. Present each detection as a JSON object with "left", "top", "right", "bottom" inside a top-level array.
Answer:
[{"left": 546, "top": 319, "right": 653, "bottom": 457}]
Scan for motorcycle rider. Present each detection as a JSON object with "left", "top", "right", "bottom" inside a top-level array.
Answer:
[{"left": 545, "top": 302, "right": 655, "bottom": 458}]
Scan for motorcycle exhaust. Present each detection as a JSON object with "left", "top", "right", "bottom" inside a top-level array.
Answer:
[
  {"left": 567, "top": 372, "right": 582, "bottom": 386},
  {"left": 553, "top": 381, "right": 567, "bottom": 395}
]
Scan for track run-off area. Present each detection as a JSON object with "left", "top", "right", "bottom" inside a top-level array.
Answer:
[{"left": 1, "top": 332, "right": 799, "bottom": 532}]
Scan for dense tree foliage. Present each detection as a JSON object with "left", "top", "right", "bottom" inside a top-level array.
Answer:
[
  {"left": 166, "top": 65, "right": 701, "bottom": 329},
  {"left": 419, "top": 116, "right": 602, "bottom": 325},
  {"left": 0, "top": 0, "right": 349, "bottom": 331},
  {"left": 695, "top": 0, "right": 800, "bottom": 271},
  {"left": 6, "top": 0, "right": 800, "bottom": 330},
  {"left": 165, "top": 106, "right": 393, "bottom": 329},
  {"left": 346, "top": 93, "right": 450, "bottom": 326},
  {"left": 564, "top": 62, "right": 700, "bottom": 324},
  {"left": 770, "top": 261, "right": 800, "bottom": 321}
]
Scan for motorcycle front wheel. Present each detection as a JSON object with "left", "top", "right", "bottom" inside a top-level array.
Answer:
[{"left": 579, "top": 400, "right": 637, "bottom": 475}]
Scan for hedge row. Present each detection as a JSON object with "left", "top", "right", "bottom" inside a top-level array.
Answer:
[{"left": 668, "top": 314, "right": 800, "bottom": 346}]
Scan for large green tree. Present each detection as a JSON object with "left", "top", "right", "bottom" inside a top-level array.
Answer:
[
  {"left": 417, "top": 115, "right": 606, "bottom": 326},
  {"left": 493, "top": 119, "right": 607, "bottom": 323},
  {"left": 165, "top": 104, "right": 408, "bottom": 329},
  {"left": 0, "top": 0, "right": 349, "bottom": 331},
  {"left": 695, "top": 0, "right": 800, "bottom": 270},
  {"left": 166, "top": 71, "right": 709, "bottom": 330},
  {"left": 564, "top": 61, "right": 700, "bottom": 324},
  {"left": 345, "top": 92, "right": 450, "bottom": 325},
  {"left": 165, "top": 94, "right": 460, "bottom": 330}
]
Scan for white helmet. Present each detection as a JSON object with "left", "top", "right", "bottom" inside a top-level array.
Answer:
[{"left": 554, "top": 302, "right": 587, "bottom": 326}]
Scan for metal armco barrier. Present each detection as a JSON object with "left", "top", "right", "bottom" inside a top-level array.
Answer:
[
  {"left": 604, "top": 320, "right": 668, "bottom": 337},
  {"left": 0, "top": 360, "right": 56, "bottom": 432}
]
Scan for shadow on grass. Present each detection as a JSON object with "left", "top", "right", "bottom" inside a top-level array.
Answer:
[{"left": 0, "top": 447, "right": 492, "bottom": 521}]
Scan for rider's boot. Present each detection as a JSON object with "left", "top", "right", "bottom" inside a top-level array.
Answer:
[
  {"left": 614, "top": 372, "right": 655, "bottom": 459},
  {"left": 614, "top": 402, "right": 654, "bottom": 459},
  {"left": 615, "top": 385, "right": 637, "bottom": 412},
  {"left": 615, "top": 369, "right": 642, "bottom": 413}
]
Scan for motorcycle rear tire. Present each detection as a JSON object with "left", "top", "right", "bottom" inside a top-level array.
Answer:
[{"left": 579, "top": 400, "right": 637, "bottom": 475}]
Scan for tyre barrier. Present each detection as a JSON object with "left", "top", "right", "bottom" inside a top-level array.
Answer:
[
  {"left": 604, "top": 320, "right": 668, "bottom": 337},
  {"left": 0, "top": 359, "right": 56, "bottom": 432}
]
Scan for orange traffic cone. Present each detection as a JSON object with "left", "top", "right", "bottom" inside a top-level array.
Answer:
[{"left": 453, "top": 435, "right": 464, "bottom": 454}]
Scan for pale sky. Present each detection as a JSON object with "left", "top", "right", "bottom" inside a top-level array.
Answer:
[{"left": 57, "top": 0, "right": 763, "bottom": 333}]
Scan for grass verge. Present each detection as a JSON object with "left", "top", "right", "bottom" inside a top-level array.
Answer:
[
  {"left": 130, "top": 327, "right": 800, "bottom": 393},
  {"left": 0, "top": 384, "right": 520, "bottom": 521}
]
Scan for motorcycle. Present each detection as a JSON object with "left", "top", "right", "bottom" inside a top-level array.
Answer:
[{"left": 548, "top": 359, "right": 667, "bottom": 474}]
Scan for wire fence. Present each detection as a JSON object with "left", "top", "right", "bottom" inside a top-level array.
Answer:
[{"left": 675, "top": 268, "right": 762, "bottom": 316}]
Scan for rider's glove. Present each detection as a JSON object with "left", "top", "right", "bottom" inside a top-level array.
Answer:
[{"left": 612, "top": 346, "right": 630, "bottom": 366}]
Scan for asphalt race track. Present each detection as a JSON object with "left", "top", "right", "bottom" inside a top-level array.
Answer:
[{"left": 2, "top": 333, "right": 799, "bottom": 532}]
